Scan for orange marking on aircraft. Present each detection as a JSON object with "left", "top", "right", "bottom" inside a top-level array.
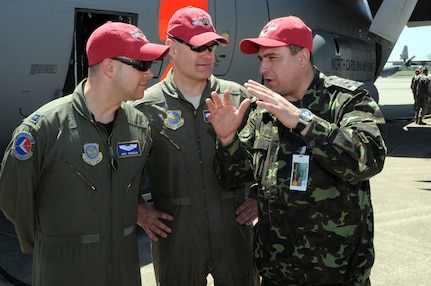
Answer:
[
  {"left": 159, "top": 0, "right": 208, "bottom": 41},
  {"left": 158, "top": 0, "right": 208, "bottom": 80}
]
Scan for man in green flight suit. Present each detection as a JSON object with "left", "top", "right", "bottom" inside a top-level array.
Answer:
[
  {"left": 134, "top": 6, "right": 259, "bottom": 286},
  {"left": 0, "top": 22, "right": 169, "bottom": 286}
]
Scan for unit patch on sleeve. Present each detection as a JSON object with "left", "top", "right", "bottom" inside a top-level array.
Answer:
[
  {"left": 117, "top": 140, "right": 142, "bottom": 158},
  {"left": 13, "top": 132, "right": 35, "bottom": 160}
]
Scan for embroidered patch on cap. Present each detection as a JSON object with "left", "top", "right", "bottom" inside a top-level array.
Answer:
[
  {"left": 117, "top": 140, "right": 142, "bottom": 158},
  {"left": 260, "top": 22, "right": 278, "bottom": 37},
  {"left": 164, "top": 110, "right": 184, "bottom": 130},
  {"left": 13, "top": 132, "right": 35, "bottom": 160},
  {"left": 82, "top": 143, "right": 103, "bottom": 166},
  {"left": 192, "top": 16, "right": 213, "bottom": 29}
]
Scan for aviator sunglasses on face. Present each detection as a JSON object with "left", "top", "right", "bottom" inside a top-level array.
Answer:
[
  {"left": 167, "top": 33, "right": 218, "bottom": 53},
  {"left": 111, "top": 57, "right": 153, "bottom": 72}
]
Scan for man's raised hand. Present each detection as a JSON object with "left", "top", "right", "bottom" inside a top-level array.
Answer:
[{"left": 205, "top": 90, "right": 250, "bottom": 146}]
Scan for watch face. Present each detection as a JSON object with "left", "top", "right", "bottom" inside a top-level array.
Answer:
[{"left": 301, "top": 109, "right": 313, "bottom": 121}]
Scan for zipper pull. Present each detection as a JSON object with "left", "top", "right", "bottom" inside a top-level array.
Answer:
[{"left": 108, "top": 139, "right": 118, "bottom": 172}]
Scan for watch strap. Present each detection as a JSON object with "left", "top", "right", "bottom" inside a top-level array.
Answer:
[{"left": 294, "top": 120, "right": 308, "bottom": 133}]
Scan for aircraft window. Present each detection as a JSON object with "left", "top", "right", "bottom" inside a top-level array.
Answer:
[{"left": 334, "top": 39, "right": 340, "bottom": 55}]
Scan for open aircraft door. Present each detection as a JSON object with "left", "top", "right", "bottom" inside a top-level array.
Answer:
[{"left": 63, "top": 9, "right": 138, "bottom": 94}]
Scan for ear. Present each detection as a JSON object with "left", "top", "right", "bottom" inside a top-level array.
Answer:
[
  {"left": 101, "top": 58, "right": 115, "bottom": 79},
  {"left": 298, "top": 48, "right": 310, "bottom": 67},
  {"left": 166, "top": 38, "right": 177, "bottom": 57}
]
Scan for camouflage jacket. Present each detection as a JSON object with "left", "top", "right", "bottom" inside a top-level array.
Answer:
[{"left": 215, "top": 69, "right": 387, "bottom": 285}]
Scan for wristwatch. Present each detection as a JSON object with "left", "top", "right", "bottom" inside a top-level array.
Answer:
[{"left": 294, "top": 108, "right": 313, "bottom": 133}]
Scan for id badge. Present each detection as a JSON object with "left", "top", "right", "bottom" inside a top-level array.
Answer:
[{"left": 289, "top": 154, "right": 310, "bottom": 191}]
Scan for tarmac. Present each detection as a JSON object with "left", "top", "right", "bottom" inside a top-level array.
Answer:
[{"left": 0, "top": 76, "right": 430, "bottom": 285}]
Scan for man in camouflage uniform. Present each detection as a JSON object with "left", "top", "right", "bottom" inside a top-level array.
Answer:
[
  {"left": 415, "top": 67, "right": 431, "bottom": 124},
  {"left": 411, "top": 68, "right": 421, "bottom": 117},
  {"left": 205, "top": 16, "right": 387, "bottom": 285}
]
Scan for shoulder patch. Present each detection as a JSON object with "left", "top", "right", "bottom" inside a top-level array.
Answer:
[
  {"left": 30, "top": 113, "right": 43, "bottom": 123},
  {"left": 13, "top": 132, "right": 35, "bottom": 160},
  {"left": 325, "top": 76, "right": 363, "bottom": 91}
]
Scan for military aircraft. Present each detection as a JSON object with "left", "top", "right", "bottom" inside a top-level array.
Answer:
[
  {"left": 0, "top": 0, "right": 430, "bottom": 155},
  {"left": 381, "top": 45, "right": 431, "bottom": 77},
  {"left": 1, "top": 1, "right": 431, "bottom": 284},
  {"left": 380, "top": 45, "right": 416, "bottom": 77}
]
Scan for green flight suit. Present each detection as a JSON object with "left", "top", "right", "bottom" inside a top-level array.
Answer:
[
  {"left": 133, "top": 71, "right": 259, "bottom": 286},
  {"left": 0, "top": 80, "right": 151, "bottom": 286},
  {"left": 415, "top": 73, "right": 431, "bottom": 122},
  {"left": 215, "top": 68, "right": 387, "bottom": 285}
]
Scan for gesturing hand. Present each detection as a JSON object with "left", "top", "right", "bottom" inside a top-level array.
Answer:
[
  {"left": 205, "top": 90, "right": 251, "bottom": 146},
  {"left": 244, "top": 80, "right": 300, "bottom": 129}
]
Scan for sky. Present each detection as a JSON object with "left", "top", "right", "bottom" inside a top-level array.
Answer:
[{"left": 388, "top": 25, "right": 431, "bottom": 61}]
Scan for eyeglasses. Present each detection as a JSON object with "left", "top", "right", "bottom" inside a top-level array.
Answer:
[
  {"left": 167, "top": 33, "right": 218, "bottom": 53},
  {"left": 111, "top": 57, "right": 153, "bottom": 72}
]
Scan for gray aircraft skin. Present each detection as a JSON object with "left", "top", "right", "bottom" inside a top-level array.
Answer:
[
  {"left": 1, "top": 1, "right": 431, "bottom": 285},
  {"left": 0, "top": 0, "right": 430, "bottom": 153}
]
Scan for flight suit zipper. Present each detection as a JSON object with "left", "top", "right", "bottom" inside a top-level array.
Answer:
[
  {"left": 107, "top": 137, "right": 118, "bottom": 172},
  {"left": 126, "top": 183, "right": 132, "bottom": 192},
  {"left": 160, "top": 132, "right": 181, "bottom": 150},
  {"left": 61, "top": 158, "right": 96, "bottom": 191}
]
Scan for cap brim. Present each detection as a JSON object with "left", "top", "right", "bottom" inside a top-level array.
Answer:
[
  {"left": 188, "top": 32, "right": 228, "bottom": 46},
  {"left": 239, "top": 38, "right": 287, "bottom": 54},
  {"left": 139, "top": 43, "right": 170, "bottom": 61}
]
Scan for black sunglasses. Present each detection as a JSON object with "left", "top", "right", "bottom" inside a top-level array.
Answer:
[
  {"left": 167, "top": 33, "right": 218, "bottom": 53},
  {"left": 111, "top": 57, "right": 153, "bottom": 72}
]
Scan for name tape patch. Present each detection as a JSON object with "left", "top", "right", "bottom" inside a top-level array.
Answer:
[{"left": 117, "top": 141, "right": 142, "bottom": 158}]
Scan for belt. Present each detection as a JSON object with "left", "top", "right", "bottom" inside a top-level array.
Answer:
[
  {"left": 37, "top": 225, "right": 135, "bottom": 244},
  {"left": 156, "top": 191, "right": 241, "bottom": 206}
]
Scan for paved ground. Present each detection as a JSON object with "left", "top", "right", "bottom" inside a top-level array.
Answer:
[
  {"left": 369, "top": 76, "right": 431, "bottom": 286},
  {"left": 1, "top": 76, "right": 430, "bottom": 285}
]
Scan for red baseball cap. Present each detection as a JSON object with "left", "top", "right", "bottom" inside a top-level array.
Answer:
[
  {"left": 167, "top": 6, "right": 228, "bottom": 46},
  {"left": 86, "top": 21, "right": 169, "bottom": 66},
  {"left": 240, "top": 16, "right": 312, "bottom": 54}
]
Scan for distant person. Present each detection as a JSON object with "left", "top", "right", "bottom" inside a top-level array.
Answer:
[
  {"left": 133, "top": 6, "right": 259, "bottom": 286},
  {"left": 414, "top": 67, "right": 431, "bottom": 124},
  {"left": 412, "top": 68, "right": 421, "bottom": 119},
  {"left": 205, "top": 16, "right": 387, "bottom": 285},
  {"left": 411, "top": 68, "right": 421, "bottom": 98},
  {"left": 0, "top": 21, "right": 169, "bottom": 286}
]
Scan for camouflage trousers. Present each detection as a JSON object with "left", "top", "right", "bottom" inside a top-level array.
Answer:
[{"left": 261, "top": 278, "right": 371, "bottom": 286}]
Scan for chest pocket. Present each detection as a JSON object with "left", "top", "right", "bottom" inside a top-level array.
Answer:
[
  {"left": 252, "top": 114, "right": 281, "bottom": 199},
  {"left": 306, "top": 158, "right": 336, "bottom": 189}
]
